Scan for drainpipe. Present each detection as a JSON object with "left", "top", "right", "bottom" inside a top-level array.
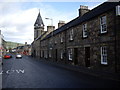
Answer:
[
  {"left": 114, "top": 7, "right": 117, "bottom": 73},
  {"left": 40, "top": 39, "right": 41, "bottom": 59},
  {"left": 64, "top": 29, "right": 67, "bottom": 64},
  {"left": 64, "top": 27, "right": 71, "bottom": 64}
]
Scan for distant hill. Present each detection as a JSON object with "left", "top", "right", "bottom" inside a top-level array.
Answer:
[{"left": 5, "top": 41, "right": 25, "bottom": 49}]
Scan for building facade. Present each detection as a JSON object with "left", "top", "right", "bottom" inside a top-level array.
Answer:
[
  {"left": 32, "top": 2, "right": 120, "bottom": 73},
  {"left": 0, "top": 30, "right": 6, "bottom": 57}
]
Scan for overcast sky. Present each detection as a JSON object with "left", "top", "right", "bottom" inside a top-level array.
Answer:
[{"left": 0, "top": 0, "right": 107, "bottom": 44}]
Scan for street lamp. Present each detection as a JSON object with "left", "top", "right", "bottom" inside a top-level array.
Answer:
[
  {"left": 45, "top": 18, "right": 53, "bottom": 26},
  {"left": 45, "top": 18, "right": 54, "bottom": 59},
  {"left": 45, "top": 17, "right": 54, "bottom": 36}
]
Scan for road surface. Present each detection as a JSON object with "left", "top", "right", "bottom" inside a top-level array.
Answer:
[{"left": 2, "top": 55, "right": 120, "bottom": 88}]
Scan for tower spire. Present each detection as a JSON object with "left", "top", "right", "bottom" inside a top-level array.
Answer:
[{"left": 34, "top": 9, "right": 44, "bottom": 27}]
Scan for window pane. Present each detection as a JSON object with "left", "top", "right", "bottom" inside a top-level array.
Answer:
[
  {"left": 69, "top": 49, "right": 72, "bottom": 60},
  {"left": 101, "top": 46, "right": 107, "bottom": 64},
  {"left": 100, "top": 16, "right": 107, "bottom": 33},
  {"left": 83, "top": 24, "right": 87, "bottom": 37}
]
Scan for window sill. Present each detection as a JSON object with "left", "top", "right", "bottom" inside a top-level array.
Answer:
[
  {"left": 69, "top": 39, "right": 74, "bottom": 42},
  {"left": 98, "top": 32, "right": 108, "bottom": 36},
  {"left": 101, "top": 63, "right": 108, "bottom": 66},
  {"left": 82, "top": 36, "right": 88, "bottom": 39},
  {"left": 60, "top": 42, "right": 63, "bottom": 44}
]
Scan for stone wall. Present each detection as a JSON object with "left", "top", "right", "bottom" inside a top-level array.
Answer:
[{"left": 33, "top": 6, "right": 120, "bottom": 73}]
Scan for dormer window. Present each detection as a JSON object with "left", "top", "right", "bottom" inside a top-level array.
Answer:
[{"left": 100, "top": 16, "right": 107, "bottom": 34}]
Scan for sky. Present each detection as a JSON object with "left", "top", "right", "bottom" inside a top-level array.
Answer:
[{"left": 0, "top": 0, "right": 108, "bottom": 44}]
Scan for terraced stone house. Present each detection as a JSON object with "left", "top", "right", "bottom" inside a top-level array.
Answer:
[{"left": 32, "top": 2, "right": 120, "bottom": 73}]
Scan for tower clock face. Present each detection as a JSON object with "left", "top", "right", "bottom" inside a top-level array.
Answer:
[
  {"left": 35, "top": 24, "right": 38, "bottom": 26},
  {"left": 41, "top": 24, "right": 43, "bottom": 27}
]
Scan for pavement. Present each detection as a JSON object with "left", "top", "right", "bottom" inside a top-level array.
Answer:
[{"left": 34, "top": 57, "right": 120, "bottom": 82}]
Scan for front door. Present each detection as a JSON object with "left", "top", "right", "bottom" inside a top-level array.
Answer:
[
  {"left": 55, "top": 49, "right": 57, "bottom": 61},
  {"left": 85, "top": 47, "right": 90, "bottom": 67},
  {"left": 74, "top": 48, "right": 78, "bottom": 65},
  {"left": 34, "top": 50, "right": 36, "bottom": 57}
]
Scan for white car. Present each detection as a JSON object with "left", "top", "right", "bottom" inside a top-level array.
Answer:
[{"left": 16, "top": 54, "right": 22, "bottom": 59}]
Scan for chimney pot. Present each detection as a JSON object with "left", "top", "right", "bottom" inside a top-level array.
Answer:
[
  {"left": 58, "top": 20, "right": 65, "bottom": 28},
  {"left": 79, "top": 5, "right": 89, "bottom": 17},
  {"left": 47, "top": 26, "right": 55, "bottom": 34}
]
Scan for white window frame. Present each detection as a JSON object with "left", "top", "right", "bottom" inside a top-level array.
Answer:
[
  {"left": 49, "top": 49, "right": 52, "bottom": 58},
  {"left": 49, "top": 40, "right": 52, "bottom": 44},
  {"left": 55, "top": 39, "right": 57, "bottom": 44},
  {"left": 61, "top": 50, "right": 63, "bottom": 59},
  {"left": 41, "top": 50, "right": 43, "bottom": 57},
  {"left": 101, "top": 46, "right": 107, "bottom": 65},
  {"left": 69, "top": 29, "right": 74, "bottom": 41},
  {"left": 45, "top": 50, "right": 48, "bottom": 59},
  {"left": 116, "top": 5, "right": 120, "bottom": 16},
  {"left": 100, "top": 16, "right": 107, "bottom": 33},
  {"left": 83, "top": 23, "right": 87, "bottom": 38},
  {"left": 68, "top": 49, "right": 73, "bottom": 60},
  {"left": 61, "top": 34, "right": 63, "bottom": 43}
]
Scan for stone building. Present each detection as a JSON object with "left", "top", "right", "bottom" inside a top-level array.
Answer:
[
  {"left": 32, "top": 11, "right": 56, "bottom": 58},
  {"left": 0, "top": 30, "right": 6, "bottom": 57},
  {"left": 32, "top": 2, "right": 120, "bottom": 73}
]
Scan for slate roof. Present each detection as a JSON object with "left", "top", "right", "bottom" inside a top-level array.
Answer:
[
  {"left": 17, "top": 46, "right": 24, "bottom": 49},
  {"left": 35, "top": 31, "right": 47, "bottom": 41},
  {"left": 34, "top": 12, "right": 44, "bottom": 27},
  {"left": 42, "top": 2, "right": 120, "bottom": 41}
]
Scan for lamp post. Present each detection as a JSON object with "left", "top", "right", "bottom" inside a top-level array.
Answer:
[
  {"left": 45, "top": 18, "right": 53, "bottom": 26},
  {"left": 45, "top": 18, "right": 54, "bottom": 59},
  {"left": 45, "top": 17, "right": 54, "bottom": 38}
]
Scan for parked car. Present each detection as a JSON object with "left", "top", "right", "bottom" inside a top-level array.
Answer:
[
  {"left": 4, "top": 54, "right": 12, "bottom": 59},
  {"left": 16, "top": 54, "right": 22, "bottom": 59},
  {"left": 0, "top": 56, "right": 3, "bottom": 65}
]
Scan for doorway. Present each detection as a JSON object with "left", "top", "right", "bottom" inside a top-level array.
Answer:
[
  {"left": 74, "top": 48, "right": 78, "bottom": 65},
  {"left": 85, "top": 47, "right": 90, "bottom": 67},
  {"left": 34, "top": 50, "right": 36, "bottom": 57},
  {"left": 55, "top": 49, "right": 58, "bottom": 61}
]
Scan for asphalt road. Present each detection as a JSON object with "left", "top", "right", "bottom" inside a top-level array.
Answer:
[{"left": 1, "top": 55, "right": 120, "bottom": 88}]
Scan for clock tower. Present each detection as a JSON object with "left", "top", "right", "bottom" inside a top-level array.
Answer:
[{"left": 34, "top": 11, "right": 44, "bottom": 40}]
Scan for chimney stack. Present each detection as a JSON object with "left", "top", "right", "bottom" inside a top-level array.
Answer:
[
  {"left": 58, "top": 20, "right": 65, "bottom": 28},
  {"left": 79, "top": 5, "right": 89, "bottom": 17},
  {"left": 47, "top": 26, "right": 55, "bottom": 34}
]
